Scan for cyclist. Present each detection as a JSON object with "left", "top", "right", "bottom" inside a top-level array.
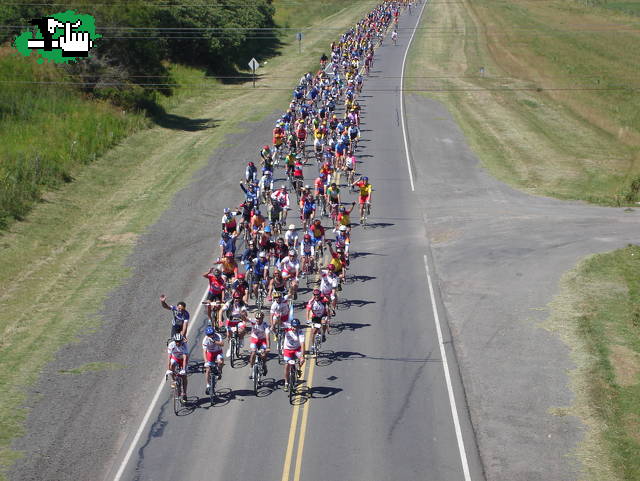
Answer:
[
  {"left": 249, "top": 209, "right": 267, "bottom": 239},
  {"left": 159, "top": 295, "right": 190, "bottom": 338},
  {"left": 319, "top": 264, "right": 339, "bottom": 314},
  {"left": 337, "top": 203, "right": 355, "bottom": 231},
  {"left": 283, "top": 318, "right": 306, "bottom": 392},
  {"left": 326, "top": 182, "right": 341, "bottom": 221},
  {"left": 281, "top": 249, "right": 300, "bottom": 300},
  {"left": 308, "top": 218, "right": 325, "bottom": 248},
  {"left": 232, "top": 272, "right": 250, "bottom": 304},
  {"left": 352, "top": 176, "right": 372, "bottom": 221},
  {"left": 219, "top": 230, "right": 238, "bottom": 258},
  {"left": 271, "top": 236, "right": 288, "bottom": 269},
  {"left": 245, "top": 161, "right": 258, "bottom": 184},
  {"left": 285, "top": 224, "right": 299, "bottom": 249},
  {"left": 260, "top": 145, "right": 274, "bottom": 170},
  {"left": 300, "top": 192, "right": 316, "bottom": 230},
  {"left": 214, "top": 251, "right": 238, "bottom": 284},
  {"left": 268, "top": 268, "right": 287, "bottom": 301},
  {"left": 203, "top": 267, "right": 225, "bottom": 325},
  {"left": 250, "top": 250, "right": 271, "bottom": 299},
  {"left": 240, "top": 239, "right": 258, "bottom": 272},
  {"left": 166, "top": 333, "right": 189, "bottom": 403},
  {"left": 248, "top": 311, "right": 271, "bottom": 379},
  {"left": 335, "top": 224, "right": 352, "bottom": 258},
  {"left": 259, "top": 169, "right": 274, "bottom": 203},
  {"left": 218, "top": 292, "right": 248, "bottom": 356},
  {"left": 306, "top": 288, "right": 331, "bottom": 343},
  {"left": 270, "top": 290, "right": 290, "bottom": 331},
  {"left": 391, "top": 29, "right": 398, "bottom": 45},
  {"left": 239, "top": 180, "right": 260, "bottom": 208},
  {"left": 292, "top": 156, "right": 305, "bottom": 196},
  {"left": 285, "top": 151, "right": 296, "bottom": 179},
  {"left": 257, "top": 225, "right": 273, "bottom": 252},
  {"left": 202, "top": 326, "right": 224, "bottom": 394},
  {"left": 300, "top": 233, "right": 315, "bottom": 275},
  {"left": 221, "top": 207, "right": 239, "bottom": 235},
  {"left": 271, "top": 185, "right": 290, "bottom": 223}
]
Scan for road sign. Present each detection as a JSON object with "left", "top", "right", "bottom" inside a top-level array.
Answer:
[{"left": 248, "top": 57, "right": 259, "bottom": 71}]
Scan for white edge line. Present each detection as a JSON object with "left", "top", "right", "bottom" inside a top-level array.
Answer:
[
  {"left": 112, "top": 288, "right": 209, "bottom": 481},
  {"left": 424, "top": 254, "right": 472, "bottom": 481},
  {"left": 400, "top": 0, "right": 428, "bottom": 192}
]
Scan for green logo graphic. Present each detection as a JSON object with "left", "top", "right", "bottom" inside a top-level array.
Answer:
[{"left": 13, "top": 10, "right": 100, "bottom": 64}]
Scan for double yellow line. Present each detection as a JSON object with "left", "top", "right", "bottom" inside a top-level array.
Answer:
[{"left": 281, "top": 335, "right": 318, "bottom": 481}]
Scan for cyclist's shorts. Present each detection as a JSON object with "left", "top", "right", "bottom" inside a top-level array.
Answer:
[
  {"left": 205, "top": 351, "right": 223, "bottom": 365},
  {"left": 303, "top": 210, "right": 313, "bottom": 220},
  {"left": 250, "top": 338, "right": 268, "bottom": 350},
  {"left": 283, "top": 347, "right": 303, "bottom": 361},
  {"left": 359, "top": 195, "right": 371, "bottom": 205},
  {"left": 311, "top": 315, "right": 327, "bottom": 323},
  {"left": 226, "top": 319, "right": 246, "bottom": 330},
  {"left": 207, "top": 291, "right": 223, "bottom": 302},
  {"left": 170, "top": 355, "right": 188, "bottom": 367},
  {"left": 311, "top": 236, "right": 323, "bottom": 245}
]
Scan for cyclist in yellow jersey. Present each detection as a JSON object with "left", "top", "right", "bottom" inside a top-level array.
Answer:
[{"left": 352, "top": 175, "right": 372, "bottom": 220}]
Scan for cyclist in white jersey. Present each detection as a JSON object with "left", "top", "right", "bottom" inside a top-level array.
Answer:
[
  {"left": 283, "top": 318, "right": 305, "bottom": 391},
  {"left": 202, "top": 326, "right": 224, "bottom": 394},
  {"left": 319, "top": 264, "right": 339, "bottom": 313},
  {"left": 248, "top": 311, "right": 271, "bottom": 378},
  {"left": 166, "top": 333, "right": 189, "bottom": 403}
]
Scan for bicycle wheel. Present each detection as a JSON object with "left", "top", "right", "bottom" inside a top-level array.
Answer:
[
  {"left": 173, "top": 376, "right": 182, "bottom": 415},
  {"left": 253, "top": 362, "right": 260, "bottom": 394},
  {"left": 314, "top": 335, "right": 322, "bottom": 365},
  {"left": 277, "top": 331, "right": 284, "bottom": 364},
  {"left": 209, "top": 367, "right": 216, "bottom": 406},
  {"left": 288, "top": 365, "right": 297, "bottom": 404},
  {"left": 230, "top": 338, "right": 236, "bottom": 368}
]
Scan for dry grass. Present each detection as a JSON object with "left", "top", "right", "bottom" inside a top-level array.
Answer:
[{"left": 405, "top": 0, "right": 640, "bottom": 204}]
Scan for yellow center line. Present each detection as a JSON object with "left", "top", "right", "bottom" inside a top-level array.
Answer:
[
  {"left": 280, "top": 330, "right": 314, "bottom": 481},
  {"left": 293, "top": 350, "right": 316, "bottom": 481}
]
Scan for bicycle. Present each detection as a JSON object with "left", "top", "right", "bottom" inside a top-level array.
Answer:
[
  {"left": 360, "top": 202, "right": 371, "bottom": 227},
  {"left": 286, "top": 358, "right": 302, "bottom": 404},
  {"left": 273, "top": 324, "right": 284, "bottom": 364},
  {"left": 167, "top": 369, "right": 186, "bottom": 415},
  {"left": 256, "top": 280, "right": 267, "bottom": 310},
  {"left": 207, "top": 362, "right": 219, "bottom": 406},
  {"left": 308, "top": 320, "right": 323, "bottom": 364},
  {"left": 252, "top": 348, "right": 267, "bottom": 394},
  {"left": 316, "top": 194, "right": 327, "bottom": 218},
  {"left": 228, "top": 323, "right": 242, "bottom": 368},
  {"left": 314, "top": 240, "right": 325, "bottom": 268}
]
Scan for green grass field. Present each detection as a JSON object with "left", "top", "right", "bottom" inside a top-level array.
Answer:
[{"left": 546, "top": 246, "right": 640, "bottom": 481}]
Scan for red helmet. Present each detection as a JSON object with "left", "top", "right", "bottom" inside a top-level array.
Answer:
[
  {"left": 225, "top": 252, "right": 234, "bottom": 257},
  {"left": 232, "top": 292, "right": 241, "bottom": 299},
  {"left": 237, "top": 273, "right": 245, "bottom": 279},
  {"left": 304, "top": 234, "right": 311, "bottom": 240},
  {"left": 313, "top": 289, "right": 321, "bottom": 296},
  {"left": 327, "top": 264, "right": 336, "bottom": 271},
  {"left": 248, "top": 161, "right": 254, "bottom": 167},
  {"left": 263, "top": 145, "right": 270, "bottom": 150}
]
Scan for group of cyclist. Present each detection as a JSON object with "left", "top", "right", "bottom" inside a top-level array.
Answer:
[{"left": 163, "top": 1, "right": 408, "bottom": 403}]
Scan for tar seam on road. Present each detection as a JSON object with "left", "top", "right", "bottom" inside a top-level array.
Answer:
[
  {"left": 423, "top": 255, "right": 473, "bottom": 481},
  {"left": 400, "top": 0, "right": 429, "bottom": 192},
  {"left": 111, "top": 288, "right": 209, "bottom": 481}
]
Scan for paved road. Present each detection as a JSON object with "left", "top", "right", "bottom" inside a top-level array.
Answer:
[{"left": 107, "top": 5, "right": 484, "bottom": 481}]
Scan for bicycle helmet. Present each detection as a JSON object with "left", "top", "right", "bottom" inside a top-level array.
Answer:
[
  {"left": 224, "top": 207, "right": 230, "bottom": 214},
  {"left": 225, "top": 252, "right": 234, "bottom": 258},
  {"left": 264, "top": 226, "right": 272, "bottom": 233},
  {"left": 213, "top": 268, "right": 221, "bottom": 276},
  {"left": 273, "top": 291, "right": 282, "bottom": 299},
  {"left": 288, "top": 224, "right": 296, "bottom": 230},
  {"left": 259, "top": 251, "right": 267, "bottom": 258},
  {"left": 289, "top": 249, "right": 296, "bottom": 256},
  {"left": 339, "top": 206, "right": 346, "bottom": 213},
  {"left": 312, "top": 289, "right": 321, "bottom": 296},
  {"left": 281, "top": 184, "right": 287, "bottom": 190},
  {"left": 304, "top": 233, "right": 311, "bottom": 241},
  {"left": 327, "top": 264, "right": 336, "bottom": 271},
  {"left": 232, "top": 292, "right": 241, "bottom": 299},
  {"left": 255, "top": 311, "right": 265, "bottom": 319},
  {"left": 291, "top": 318, "right": 301, "bottom": 328},
  {"left": 263, "top": 145, "right": 269, "bottom": 150},
  {"left": 237, "top": 273, "right": 245, "bottom": 279},
  {"left": 248, "top": 161, "right": 254, "bottom": 167},
  {"left": 205, "top": 326, "right": 215, "bottom": 336},
  {"left": 339, "top": 225, "right": 347, "bottom": 231},
  {"left": 173, "top": 333, "right": 184, "bottom": 343},
  {"left": 305, "top": 184, "right": 311, "bottom": 190},
  {"left": 362, "top": 176, "right": 368, "bottom": 182}
]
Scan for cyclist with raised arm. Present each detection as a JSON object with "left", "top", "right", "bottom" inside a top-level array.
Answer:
[
  {"left": 203, "top": 267, "right": 225, "bottom": 326},
  {"left": 283, "top": 318, "right": 305, "bottom": 392},
  {"left": 352, "top": 175, "right": 372, "bottom": 221},
  {"left": 248, "top": 311, "right": 271, "bottom": 379},
  {"left": 319, "top": 264, "right": 339, "bottom": 314},
  {"left": 159, "top": 295, "right": 190, "bottom": 339},
  {"left": 202, "top": 326, "right": 224, "bottom": 394},
  {"left": 166, "top": 333, "right": 189, "bottom": 403}
]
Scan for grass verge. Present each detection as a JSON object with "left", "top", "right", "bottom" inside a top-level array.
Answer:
[
  {"left": 544, "top": 245, "right": 640, "bottom": 481},
  {"left": 405, "top": 0, "right": 640, "bottom": 204},
  {"left": 0, "top": 0, "right": 373, "bottom": 477}
]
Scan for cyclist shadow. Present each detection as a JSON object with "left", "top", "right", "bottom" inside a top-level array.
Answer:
[
  {"left": 349, "top": 251, "right": 386, "bottom": 260},
  {"left": 290, "top": 383, "right": 343, "bottom": 405},
  {"left": 361, "top": 222, "right": 394, "bottom": 229},
  {"left": 328, "top": 321, "right": 372, "bottom": 336},
  {"left": 343, "top": 274, "right": 377, "bottom": 284},
  {"left": 336, "top": 299, "right": 376, "bottom": 310},
  {"left": 315, "top": 350, "right": 366, "bottom": 368}
]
